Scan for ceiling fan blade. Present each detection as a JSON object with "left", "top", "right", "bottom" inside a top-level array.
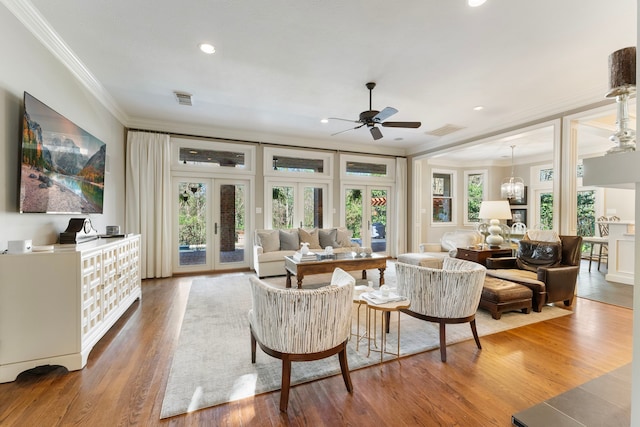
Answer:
[
  {"left": 373, "top": 107, "right": 398, "bottom": 122},
  {"left": 370, "top": 126, "right": 383, "bottom": 140},
  {"left": 331, "top": 123, "right": 365, "bottom": 136},
  {"left": 381, "top": 121, "right": 422, "bottom": 128},
  {"left": 328, "top": 117, "right": 360, "bottom": 123}
]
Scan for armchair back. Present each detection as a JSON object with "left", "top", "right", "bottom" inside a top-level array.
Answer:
[{"left": 249, "top": 268, "right": 355, "bottom": 354}]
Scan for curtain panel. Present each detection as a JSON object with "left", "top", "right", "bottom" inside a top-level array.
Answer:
[
  {"left": 393, "top": 157, "right": 408, "bottom": 257},
  {"left": 125, "top": 131, "right": 172, "bottom": 278}
]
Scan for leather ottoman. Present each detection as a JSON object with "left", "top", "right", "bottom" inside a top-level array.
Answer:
[{"left": 480, "top": 277, "right": 533, "bottom": 320}]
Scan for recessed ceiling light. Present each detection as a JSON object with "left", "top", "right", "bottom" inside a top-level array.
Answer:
[
  {"left": 198, "top": 43, "right": 215, "bottom": 54},
  {"left": 473, "top": 105, "right": 484, "bottom": 111},
  {"left": 468, "top": 0, "right": 487, "bottom": 7},
  {"left": 320, "top": 118, "right": 329, "bottom": 124}
]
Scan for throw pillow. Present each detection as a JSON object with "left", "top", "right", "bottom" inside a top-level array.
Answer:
[
  {"left": 335, "top": 227, "right": 353, "bottom": 248},
  {"left": 298, "top": 228, "right": 321, "bottom": 249},
  {"left": 516, "top": 240, "right": 562, "bottom": 272},
  {"left": 256, "top": 230, "right": 280, "bottom": 253},
  {"left": 319, "top": 228, "right": 340, "bottom": 248},
  {"left": 279, "top": 229, "right": 299, "bottom": 251}
]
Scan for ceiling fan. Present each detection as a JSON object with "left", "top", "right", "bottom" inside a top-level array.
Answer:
[{"left": 329, "top": 82, "right": 421, "bottom": 140}]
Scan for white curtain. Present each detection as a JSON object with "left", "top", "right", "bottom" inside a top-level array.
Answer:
[
  {"left": 393, "top": 157, "right": 408, "bottom": 257},
  {"left": 125, "top": 131, "right": 172, "bottom": 278}
]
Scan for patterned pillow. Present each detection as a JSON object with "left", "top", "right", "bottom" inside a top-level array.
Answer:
[
  {"left": 256, "top": 230, "right": 280, "bottom": 253},
  {"left": 279, "top": 229, "right": 300, "bottom": 251},
  {"left": 319, "top": 229, "right": 340, "bottom": 248},
  {"left": 298, "top": 228, "right": 321, "bottom": 249},
  {"left": 516, "top": 240, "right": 562, "bottom": 272}
]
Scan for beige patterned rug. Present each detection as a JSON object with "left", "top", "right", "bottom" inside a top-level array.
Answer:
[{"left": 160, "top": 265, "right": 572, "bottom": 419}]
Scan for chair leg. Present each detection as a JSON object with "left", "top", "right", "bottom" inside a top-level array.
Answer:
[
  {"left": 588, "top": 244, "right": 595, "bottom": 272},
  {"left": 597, "top": 244, "right": 604, "bottom": 271},
  {"left": 338, "top": 346, "right": 353, "bottom": 393},
  {"left": 280, "top": 358, "right": 292, "bottom": 412},
  {"left": 251, "top": 331, "right": 257, "bottom": 363},
  {"left": 439, "top": 321, "right": 447, "bottom": 362},
  {"left": 470, "top": 318, "right": 482, "bottom": 350}
]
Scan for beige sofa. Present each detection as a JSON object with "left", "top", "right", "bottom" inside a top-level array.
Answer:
[
  {"left": 397, "top": 229, "right": 484, "bottom": 268},
  {"left": 253, "top": 227, "right": 361, "bottom": 277}
]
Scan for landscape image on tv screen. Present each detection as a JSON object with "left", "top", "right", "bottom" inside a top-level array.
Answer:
[{"left": 19, "top": 92, "right": 106, "bottom": 214}]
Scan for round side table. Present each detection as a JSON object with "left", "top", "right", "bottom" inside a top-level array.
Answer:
[{"left": 366, "top": 297, "right": 410, "bottom": 363}]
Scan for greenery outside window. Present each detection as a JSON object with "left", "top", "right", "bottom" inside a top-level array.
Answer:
[{"left": 464, "top": 170, "right": 486, "bottom": 224}]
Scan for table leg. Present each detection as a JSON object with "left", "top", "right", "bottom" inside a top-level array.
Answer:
[
  {"left": 380, "top": 310, "right": 386, "bottom": 363},
  {"left": 362, "top": 270, "right": 367, "bottom": 280},
  {"left": 286, "top": 271, "right": 292, "bottom": 288},
  {"left": 378, "top": 267, "right": 385, "bottom": 286},
  {"left": 297, "top": 275, "right": 304, "bottom": 289}
]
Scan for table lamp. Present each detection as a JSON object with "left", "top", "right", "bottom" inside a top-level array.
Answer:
[{"left": 478, "top": 200, "right": 512, "bottom": 248}]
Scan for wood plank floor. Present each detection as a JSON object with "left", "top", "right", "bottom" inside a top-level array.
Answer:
[{"left": 0, "top": 272, "right": 632, "bottom": 427}]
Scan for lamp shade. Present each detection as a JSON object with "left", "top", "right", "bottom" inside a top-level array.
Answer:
[{"left": 478, "top": 200, "right": 512, "bottom": 220}]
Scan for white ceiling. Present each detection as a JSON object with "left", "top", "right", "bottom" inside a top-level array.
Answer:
[{"left": 14, "top": 0, "right": 638, "bottom": 159}]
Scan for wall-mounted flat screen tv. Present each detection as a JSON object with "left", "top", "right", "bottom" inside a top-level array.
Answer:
[{"left": 19, "top": 92, "right": 106, "bottom": 214}]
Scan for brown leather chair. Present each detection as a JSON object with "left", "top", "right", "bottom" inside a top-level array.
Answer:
[{"left": 485, "top": 235, "right": 582, "bottom": 311}]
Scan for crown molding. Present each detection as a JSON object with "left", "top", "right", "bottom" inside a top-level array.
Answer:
[{"left": 2, "top": 0, "right": 129, "bottom": 124}]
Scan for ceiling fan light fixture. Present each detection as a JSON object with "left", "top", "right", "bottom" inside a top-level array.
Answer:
[{"left": 468, "top": 0, "right": 487, "bottom": 7}]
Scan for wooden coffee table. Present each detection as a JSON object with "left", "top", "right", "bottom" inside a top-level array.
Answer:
[{"left": 284, "top": 253, "right": 389, "bottom": 289}]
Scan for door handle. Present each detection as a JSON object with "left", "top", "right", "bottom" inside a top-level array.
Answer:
[{"left": 215, "top": 223, "right": 218, "bottom": 234}]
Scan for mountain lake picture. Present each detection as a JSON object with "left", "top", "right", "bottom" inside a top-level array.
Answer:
[{"left": 19, "top": 93, "right": 106, "bottom": 214}]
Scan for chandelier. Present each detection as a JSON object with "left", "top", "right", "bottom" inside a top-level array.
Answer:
[{"left": 500, "top": 145, "right": 525, "bottom": 200}]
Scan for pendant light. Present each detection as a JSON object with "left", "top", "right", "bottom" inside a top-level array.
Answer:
[{"left": 500, "top": 145, "right": 525, "bottom": 200}]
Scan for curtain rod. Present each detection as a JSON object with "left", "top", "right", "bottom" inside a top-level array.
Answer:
[{"left": 126, "top": 127, "right": 405, "bottom": 159}]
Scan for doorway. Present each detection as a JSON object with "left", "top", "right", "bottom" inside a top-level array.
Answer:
[
  {"left": 173, "top": 178, "right": 249, "bottom": 273},
  {"left": 343, "top": 185, "right": 390, "bottom": 254}
]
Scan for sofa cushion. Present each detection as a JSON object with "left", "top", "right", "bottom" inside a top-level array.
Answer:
[
  {"left": 516, "top": 240, "right": 562, "bottom": 272},
  {"left": 279, "top": 229, "right": 299, "bottom": 251},
  {"left": 256, "top": 229, "right": 280, "bottom": 253},
  {"left": 319, "top": 228, "right": 340, "bottom": 248},
  {"left": 336, "top": 227, "right": 353, "bottom": 248},
  {"left": 298, "top": 228, "right": 321, "bottom": 249},
  {"left": 486, "top": 268, "right": 545, "bottom": 287}
]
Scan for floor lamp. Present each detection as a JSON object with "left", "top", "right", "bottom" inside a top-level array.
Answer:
[{"left": 479, "top": 200, "right": 512, "bottom": 249}]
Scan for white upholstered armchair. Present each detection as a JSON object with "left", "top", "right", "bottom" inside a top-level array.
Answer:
[
  {"left": 249, "top": 268, "right": 355, "bottom": 412},
  {"left": 395, "top": 257, "right": 486, "bottom": 362}
]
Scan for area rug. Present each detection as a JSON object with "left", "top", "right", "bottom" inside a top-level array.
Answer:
[{"left": 160, "top": 270, "right": 572, "bottom": 419}]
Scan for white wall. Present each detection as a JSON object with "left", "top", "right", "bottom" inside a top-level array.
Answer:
[
  {"left": 604, "top": 188, "right": 635, "bottom": 221},
  {"left": 0, "top": 5, "right": 125, "bottom": 249}
]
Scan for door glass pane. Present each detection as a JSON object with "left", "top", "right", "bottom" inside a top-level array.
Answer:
[
  {"left": 272, "top": 185, "right": 294, "bottom": 229},
  {"left": 538, "top": 192, "right": 554, "bottom": 230},
  {"left": 371, "top": 189, "right": 387, "bottom": 253},
  {"left": 303, "top": 186, "right": 323, "bottom": 228},
  {"left": 178, "top": 182, "right": 207, "bottom": 266},
  {"left": 345, "top": 189, "right": 363, "bottom": 246},
  {"left": 219, "top": 184, "right": 245, "bottom": 264}
]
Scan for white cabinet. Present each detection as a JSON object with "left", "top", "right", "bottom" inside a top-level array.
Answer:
[{"left": 0, "top": 235, "right": 141, "bottom": 383}]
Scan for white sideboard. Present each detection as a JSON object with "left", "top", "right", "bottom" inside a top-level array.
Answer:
[
  {"left": 0, "top": 234, "right": 141, "bottom": 382},
  {"left": 604, "top": 221, "right": 635, "bottom": 285}
]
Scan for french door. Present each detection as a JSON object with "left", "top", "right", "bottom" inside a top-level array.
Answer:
[
  {"left": 173, "top": 177, "right": 249, "bottom": 273},
  {"left": 268, "top": 181, "right": 328, "bottom": 229},
  {"left": 343, "top": 185, "right": 390, "bottom": 254}
]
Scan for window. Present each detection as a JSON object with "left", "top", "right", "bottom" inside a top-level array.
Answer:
[
  {"left": 340, "top": 154, "right": 395, "bottom": 182},
  {"left": 264, "top": 147, "right": 333, "bottom": 178},
  {"left": 432, "top": 170, "right": 454, "bottom": 223},
  {"left": 464, "top": 170, "right": 486, "bottom": 224},
  {"left": 171, "top": 137, "right": 255, "bottom": 174}
]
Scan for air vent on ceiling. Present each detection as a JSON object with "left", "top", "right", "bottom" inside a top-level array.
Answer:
[
  {"left": 174, "top": 92, "right": 193, "bottom": 106},
  {"left": 425, "top": 124, "right": 465, "bottom": 137}
]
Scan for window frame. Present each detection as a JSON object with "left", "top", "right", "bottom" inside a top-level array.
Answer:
[
  {"left": 463, "top": 169, "right": 487, "bottom": 226},
  {"left": 431, "top": 168, "right": 456, "bottom": 225}
]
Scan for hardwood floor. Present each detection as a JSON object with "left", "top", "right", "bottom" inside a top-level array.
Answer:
[{"left": 0, "top": 273, "right": 632, "bottom": 427}]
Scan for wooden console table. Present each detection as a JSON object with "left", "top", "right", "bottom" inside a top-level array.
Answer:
[{"left": 284, "top": 253, "right": 389, "bottom": 288}]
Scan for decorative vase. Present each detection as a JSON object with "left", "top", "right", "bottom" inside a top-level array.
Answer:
[{"left": 300, "top": 242, "right": 310, "bottom": 254}]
